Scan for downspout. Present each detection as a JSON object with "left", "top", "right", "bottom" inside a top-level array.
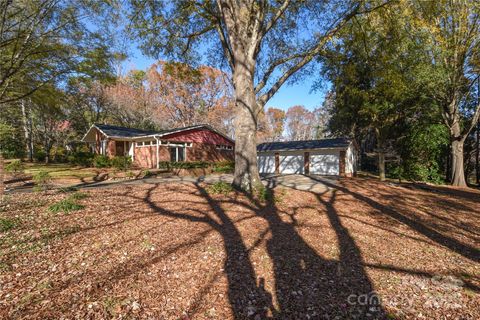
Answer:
[{"left": 155, "top": 136, "right": 160, "bottom": 169}]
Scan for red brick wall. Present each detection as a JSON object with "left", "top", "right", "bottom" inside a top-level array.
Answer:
[
  {"left": 187, "top": 143, "right": 234, "bottom": 162},
  {"left": 106, "top": 140, "right": 116, "bottom": 157},
  {"left": 163, "top": 128, "right": 233, "bottom": 146},
  {"left": 134, "top": 145, "right": 170, "bottom": 169}
]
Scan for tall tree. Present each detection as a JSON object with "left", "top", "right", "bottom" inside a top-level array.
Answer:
[
  {"left": 147, "top": 61, "right": 234, "bottom": 131},
  {"left": 285, "top": 105, "right": 316, "bottom": 140},
  {"left": 265, "top": 107, "right": 286, "bottom": 141},
  {"left": 126, "top": 0, "right": 371, "bottom": 192},
  {"left": 409, "top": 0, "right": 480, "bottom": 186}
]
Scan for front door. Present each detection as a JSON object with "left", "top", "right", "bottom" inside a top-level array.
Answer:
[{"left": 115, "top": 141, "right": 125, "bottom": 156}]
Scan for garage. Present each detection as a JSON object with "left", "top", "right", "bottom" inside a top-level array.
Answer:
[
  {"left": 257, "top": 138, "right": 357, "bottom": 176},
  {"left": 279, "top": 153, "right": 304, "bottom": 174},
  {"left": 257, "top": 154, "right": 276, "bottom": 174},
  {"left": 310, "top": 150, "right": 339, "bottom": 175}
]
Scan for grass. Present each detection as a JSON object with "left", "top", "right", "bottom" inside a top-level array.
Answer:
[
  {"left": 24, "top": 163, "right": 98, "bottom": 179},
  {"left": 48, "top": 199, "right": 85, "bottom": 214},
  {"left": 48, "top": 192, "right": 88, "bottom": 214},
  {"left": 0, "top": 217, "right": 18, "bottom": 232},
  {"left": 207, "top": 181, "right": 234, "bottom": 195}
]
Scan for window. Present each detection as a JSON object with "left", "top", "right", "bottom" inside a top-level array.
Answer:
[
  {"left": 136, "top": 140, "right": 156, "bottom": 147},
  {"left": 216, "top": 144, "right": 233, "bottom": 150},
  {"left": 169, "top": 147, "right": 185, "bottom": 162}
]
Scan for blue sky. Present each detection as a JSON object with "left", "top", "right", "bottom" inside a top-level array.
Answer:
[{"left": 123, "top": 48, "right": 328, "bottom": 112}]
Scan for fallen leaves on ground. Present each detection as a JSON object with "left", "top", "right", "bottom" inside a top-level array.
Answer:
[{"left": 0, "top": 178, "right": 478, "bottom": 319}]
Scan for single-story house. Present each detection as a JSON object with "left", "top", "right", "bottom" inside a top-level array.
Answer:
[
  {"left": 257, "top": 138, "right": 358, "bottom": 176},
  {"left": 82, "top": 124, "right": 234, "bottom": 168}
]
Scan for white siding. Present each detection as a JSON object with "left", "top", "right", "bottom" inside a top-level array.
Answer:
[
  {"left": 310, "top": 150, "right": 339, "bottom": 175},
  {"left": 279, "top": 153, "right": 304, "bottom": 174},
  {"left": 258, "top": 154, "right": 276, "bottom": 174}
]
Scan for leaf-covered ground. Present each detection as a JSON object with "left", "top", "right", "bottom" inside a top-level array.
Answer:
[{"left": 0, "top": 178, "right": 478, "bottom": 319}]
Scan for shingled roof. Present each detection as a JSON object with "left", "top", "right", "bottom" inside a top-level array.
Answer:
[
  {"left": 94, "top": 124, "right": 158, "bottom": 138},
  {"left": 82, "top": 123, "right": 234, "bottom": 143},
  {"left": 257, "top": 138, "right": 351, "bottom": 152}
]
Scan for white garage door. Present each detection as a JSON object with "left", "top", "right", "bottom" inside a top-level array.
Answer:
[
  {"left": 310, "top": 151, "right": 339, "bottom": 175},
  {"left": 257, "top": 155, "right": 275, "bottom": 174},
  {"left": 280, "top": 153, "right": 304, "bottom": 174}
]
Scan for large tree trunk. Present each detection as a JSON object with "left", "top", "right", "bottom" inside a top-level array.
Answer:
[
  {"left": 231, "top": 57, "right": 262, "bottom": 192},
  {"left": 378, "top": 151, "right": 386, "bottom": 181},
  {"left": 451, "top": 138, "right": 467, "bottom": 187}
]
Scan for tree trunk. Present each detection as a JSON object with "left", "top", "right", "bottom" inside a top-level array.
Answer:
[
  {"left": 378, "top": 151, "right": 386, "bottom": 181},
  {"left": 231, "top": 58, "right": 262, "bottom": 192},
  {"left": 476, "top": 122, "right": 479, "bottom": 185},
  {"left": 0, "top": 153, "right": 3, "bottom": 196},
  {"left": 21, "top": 100, "right": 33, "bottom": 161},
  {"left": 451, "top": 138, "right": 467, "bottom": 187}
]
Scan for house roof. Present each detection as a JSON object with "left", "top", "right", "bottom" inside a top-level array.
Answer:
[
  {"left": 257, "top": 137, "right": 352, "bottom": 152},
  {"left": 82, "top": 123, "right": 234, "bottom": 143},
  {"left": 94, "top": 124, "right": 158, "bottom": 138}
]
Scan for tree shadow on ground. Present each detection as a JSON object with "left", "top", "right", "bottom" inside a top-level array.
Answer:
[
  {"left": 308, "top": 176, "right": 480, "bottom": 263},
  {"left": 139, "top": 182, "right": 383, "bottom": 319}
]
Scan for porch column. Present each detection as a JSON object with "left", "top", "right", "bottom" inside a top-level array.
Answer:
[
  {"left": 275, "top": 153, "right": 280, "bottom": 174},
  {"left": 155, "top": 137, "right": 159, "bottom": 169}
]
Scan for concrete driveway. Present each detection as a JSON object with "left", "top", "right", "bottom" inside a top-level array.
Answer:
[
  {"left": 262, "top": 174, "right": 338, "bottom": 194},
  {"left": 75, "top": 173, "right": 336, "bottom": 194},
  {"left": 6, "top": 173, "right": 336, "bottom": 194}
]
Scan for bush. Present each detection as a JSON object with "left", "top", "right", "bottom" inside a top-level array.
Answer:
[
  {"left": 207, "top": 181, "right": 233, "bottom": 195},
  {"left": 67, "top": 151, "right": 94, "bottom": 167},
  {"left": 52, "top": 146, "right": 68, "bottom": 163},
  {"left": 111, "top": 156, "right": 132, "bottom": 171},
  {"left": 0, "top": 123, "right": 25, "bottom": 159},
  {"left": 34, "top": 150, "right": 47, "bottom": 162},
  {"left": 33, "top": 170, "right": 51, "bottom": 192},
  {"left": 93, "top": 154, "right": 110, "bottom": 168},
  {"left": 141, "top": 170, "right": 153, "bottom": 178},
  {"left": 158, "top": 161, "right": 211, "bottom": 170},
  {"left": 212, "top": 160, "right": 234, "bottom": 173},
  {"left": 5, "top": 160, "right": 25, "bottom": 176}
]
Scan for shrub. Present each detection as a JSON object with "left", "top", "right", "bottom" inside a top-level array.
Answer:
[
  {"left": 5, "top": 160, "right": 25, "bottom": 176},
  {"left": 67, "top": 151, "right": 94, "bottom": 167},
  {"left": 111, "top": 156, "right": 132, "bottom": 171},
  {"left": 158, "top": 161, "right": 211, "bottom": 170},
  {"left": 141, "top": 170, "right": 153, "bottom": 178},
  {"left": 207, "top": 181, "right": 233, "bottom": 195},
  {"left": 93, "top": 154, "right": 110, "bottom": 168},
  {"left": 34, "top": 150, "right": 47, "bottom": 162},
  {"left": 0, "top": 123, "right": 25, "bottom": 159},
  {"left": 33, "top": 170, "right": 51, "bottom": 192},
  {"left": 52, "top": 146, "right": 68, "bottom": 163},
  {"left": 212, "top": 160, "right": 234, "bottom": 173},
  {"left": 48, "top": 198, "right": 85, "bottom": 214}
]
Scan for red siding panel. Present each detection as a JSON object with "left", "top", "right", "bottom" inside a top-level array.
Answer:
[{"left": 162, "top": 128, "right": 233, "bottom": 146}]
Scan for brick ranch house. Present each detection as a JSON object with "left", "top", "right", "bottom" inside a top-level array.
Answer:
[{"left": 82, "top": 124, "right": 234, "bottom": 168}]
